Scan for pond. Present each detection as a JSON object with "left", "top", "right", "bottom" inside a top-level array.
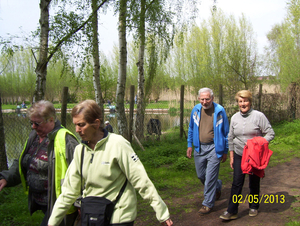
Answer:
[{"left": 2, "top": 111, "right": 190, "bottom": 167}]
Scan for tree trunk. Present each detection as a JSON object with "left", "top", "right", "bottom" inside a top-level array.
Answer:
[
  {"left": 0, "top": 93, "right": 8, "bottom": 171},
  {"left": 91, "top": 0, "right": 104, "bottom": 114},
  {"left": 32, "top": 0, "right": 109, "bottom": 102},
  {"left": 116, "top": 0, "right": 128, "bottom": 139},
  {"left": 33, "top": 0, "right": 51, "bottom": 102},
  {"left": 135, "top": 0, "right": 146, "bottom": 141}
]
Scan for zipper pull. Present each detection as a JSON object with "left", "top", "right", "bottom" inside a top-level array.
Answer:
[{"left": 90, "top": 153, "right": 94, "bottom": 163}]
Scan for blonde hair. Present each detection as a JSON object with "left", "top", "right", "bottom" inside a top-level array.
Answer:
[
  {"left": 235, "top": 90, "right": 252, "bottom": 105},
  {"left": 27, "top": 100, "right": 56, "bottom": 121},
  {"left": 71, "top": 100, "right": 103, "bottom": 126}
]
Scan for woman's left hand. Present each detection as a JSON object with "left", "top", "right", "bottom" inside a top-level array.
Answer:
[{"left": 161, "top": 218, "right": 173, "bottom": 226}]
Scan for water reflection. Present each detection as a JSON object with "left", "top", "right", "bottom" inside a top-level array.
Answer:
[{"left": 103, "top": 113, "right": 190, "bottom": 135}]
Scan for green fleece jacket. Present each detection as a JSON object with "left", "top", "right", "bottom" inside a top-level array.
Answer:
[{"left": 48, "top": 132, "right": 170, "bottom": 225}]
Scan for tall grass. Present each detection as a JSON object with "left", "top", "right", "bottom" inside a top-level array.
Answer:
[
  {"left": 268, "top": 120, "right": 300, "bottom": 166},
  {"left": 1, "top": 120, "right": 300, "bottom": 225}
]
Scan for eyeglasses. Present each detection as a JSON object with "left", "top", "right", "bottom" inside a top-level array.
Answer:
[
  {"left": 30, "top": 120, "right": 44, "bottom": 127},
  {"left": 200, "top": 98, "right": 211, "bottom": 102}
]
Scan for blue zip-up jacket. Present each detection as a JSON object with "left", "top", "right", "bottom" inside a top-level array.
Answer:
[{"left": 187, "top": 102, "right": 229, "bottom": 158}]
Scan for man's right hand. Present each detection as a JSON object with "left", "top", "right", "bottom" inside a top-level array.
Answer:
[
  {"left": 187, "top": 147, "right": 193, "bottom": 159},
  {"left": 0, "top": 179, "right": 7, "bottom": 191}
]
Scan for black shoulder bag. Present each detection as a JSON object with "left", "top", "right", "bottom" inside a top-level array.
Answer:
[{"left": 80, "top": 145, "right": 127, "bottom": 226}]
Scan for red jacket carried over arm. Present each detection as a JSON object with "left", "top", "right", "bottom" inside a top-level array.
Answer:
[{"left": 241, "top": 137, "right": 273, "bottom": 178}]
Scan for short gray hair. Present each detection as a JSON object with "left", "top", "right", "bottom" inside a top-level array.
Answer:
[
  {"left": 27, "top": 100, "right": 56, "bottom": 121},
  {"left": 198, "top": 87, "right": 214, "bottom": 98}
]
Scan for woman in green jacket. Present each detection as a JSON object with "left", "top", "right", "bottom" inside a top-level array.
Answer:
[{"left": 48, "top": 100, "right": 173, "bottom": 226}]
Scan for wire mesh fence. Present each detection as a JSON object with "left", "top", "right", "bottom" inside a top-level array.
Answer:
[
  {"left": 1, "top": 84, "right": 298, "bottom": 168},
  {"left": 2, "top": 111, "right": 78, "bottom": 167},
  {"left": 2, "top": 102, "right": 189, "bottom": 167}
]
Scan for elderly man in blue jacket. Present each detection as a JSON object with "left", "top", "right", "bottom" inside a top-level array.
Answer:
[{"left": 187, "top": 87, "right": 229, "bottom": 215}]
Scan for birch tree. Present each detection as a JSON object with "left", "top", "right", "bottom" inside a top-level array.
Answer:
[
  {"left": 33, "top": 0, "right": 109, "bottom": 102},
  {"left": 91, "top": 0, "right": 104, "bottom": 112},
  {"left": 33, "top": 0, "right": 50, "bottom": 102},
  {"left": 116, "top": 0, "right": 129, "bottom": 138},
  {"left": 130, "top": 0, "right": 175, "bottom": 140}
]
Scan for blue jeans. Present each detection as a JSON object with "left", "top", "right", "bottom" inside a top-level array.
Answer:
[{"left": 194, "top": 143, "right": 222, "bottom": 208}]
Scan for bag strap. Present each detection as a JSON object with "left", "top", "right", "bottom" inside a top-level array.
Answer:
[
  {"left": 80, "top": 144, "right": 127, "bottom": 204},
  {"left": 113, "top": 179, "right": 127, "bottom": 205},
  {"left": 80, "top": 145, "right": 85, "bottom": 196}
]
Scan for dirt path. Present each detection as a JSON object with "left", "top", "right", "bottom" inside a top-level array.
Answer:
[
  {"left": 136, "top": 158, "right": 300, "bottom": 226},
  {"left": 171, "top": 158, "right": 300, "bottom": 226}
]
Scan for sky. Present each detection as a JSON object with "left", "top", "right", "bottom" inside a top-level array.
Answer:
[{"left": 0, "top": 0, "right": 287, "bottom": 55}]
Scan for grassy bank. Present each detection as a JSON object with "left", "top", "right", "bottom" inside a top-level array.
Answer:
[{"left": 1, "top": 120, "right": 300, "bottom": 225}]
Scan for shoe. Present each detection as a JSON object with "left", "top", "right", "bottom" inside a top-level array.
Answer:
[
  {"left": 198, "top": 205, "right": 211, "bottom": 214},
  {"left": 219, "top": 211, "right": 238, "bottom": 220},
  {"left": 249, "top": 208, "right": 258, "bottom": 217},
  {"left": 216, "top": 190, "right": 221, "bottom": 200}
]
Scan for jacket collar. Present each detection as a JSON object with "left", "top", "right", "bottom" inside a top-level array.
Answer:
[
  {"left": 81, "top": 129, "right": 109, "bottom": 148},
  {"left": 240, "top": 108, "right": 253, "bottom": 117},
  {"left": 47, "top": 120, "right": 62, "bottom": 141}
]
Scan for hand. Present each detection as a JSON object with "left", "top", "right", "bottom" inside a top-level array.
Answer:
[
  {"left": 229, "top": 151, "right": 234, "bottom": 169},
  {"left": 221, "top": 153, "right": 227, "bottom": 163},
  {"left": 230, "top": 157, "right": 234, "bottom": 169},
  {"left": 161, "top": 218, "right": 173, "bottom": 226},
  {"left": 186, "top": 147, "right": 193, "bottom": 158},
  {"left": 0, "top": 179, "right": 7, "bottom": 192}
]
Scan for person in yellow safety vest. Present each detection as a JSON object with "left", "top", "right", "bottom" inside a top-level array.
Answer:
[{"left": 0, "top": 100, "right": 79, "bottom": 226}]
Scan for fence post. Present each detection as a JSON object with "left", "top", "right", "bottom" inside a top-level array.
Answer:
[
  {"left": 258, "top": 84, "right": 262, "bottom": 111},
  {"left": 0, "top": 91, "right": 8, "bottom": 171},
  {"left": 61, "top": 87, "right": 68, "bottom": 127},
  {"left": 219, "top": 84, "right": 223, "bottom": 106},
  {"left": 180, "top": 85, "right": 184, "bottom": 138},
  {"left": 289, "top": 83, "right": 297, "bottom": 120},
  {"left": 129, "top": 85, "right": 135, "bottom": 143}
]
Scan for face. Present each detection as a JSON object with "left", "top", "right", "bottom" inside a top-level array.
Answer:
[
  {"left": 30, "top": 115, "right": 54, "bottom": 138},
  {"left": 73, "top": 113, "right": 98, "bottom": 142},
  {"left": 238, "top": 97, "right": 251, "bottom": 113},
  {"left": 199, "top": 92, "right": 213, "bottom": 109}
]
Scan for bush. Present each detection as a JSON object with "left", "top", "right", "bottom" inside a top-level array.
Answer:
[{"left": 173, "top": 156, "right": 192, "bottom": 171}]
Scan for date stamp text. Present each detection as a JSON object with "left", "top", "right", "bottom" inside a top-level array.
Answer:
[{"left": 232, "top": 194, "right": 285, "bottom": 204}]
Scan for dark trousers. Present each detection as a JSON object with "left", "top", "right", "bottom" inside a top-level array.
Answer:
[
  {"left": 40, "top": 205, "right": 48, "bottom": 226},
  {"left": 227, "top": 153, "right": 260, "bottom": 214},
  {"left": 111, "top": 222, "right": 134, "bottom": 226}
]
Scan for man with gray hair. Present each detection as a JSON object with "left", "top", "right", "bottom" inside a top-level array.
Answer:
[
  {"left": 0, "top": 100, "right": 79, "bottom": 226},
  {"left": 187, "top": 87, "right": 229, "bottom": 215}
]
